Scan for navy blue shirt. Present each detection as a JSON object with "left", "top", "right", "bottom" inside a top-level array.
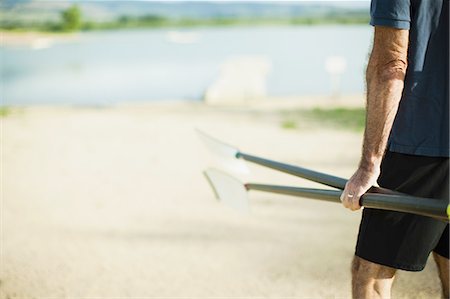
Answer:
[{"left": 370, "top": 0, "right": 449, "bottom": 157}]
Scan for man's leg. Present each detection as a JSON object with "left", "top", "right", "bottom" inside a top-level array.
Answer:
[
  {"left": 352, "top": 256, "right": 396, "bottom": 299},
  {"left": 433, "top": 252, "right": 449, "bottom": 298}
]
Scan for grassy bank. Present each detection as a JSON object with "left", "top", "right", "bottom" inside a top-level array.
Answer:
[
  {"left": 281, "top": 107, "right": 366, "bottom": 131},
  {"left": 1, "top": 15, "right": 370, "bottom": 32},
  {"left": 0, "top": 107, "right": 10, "bottom": 117}
]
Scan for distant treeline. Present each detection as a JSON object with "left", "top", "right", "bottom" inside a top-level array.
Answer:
[{"left": 0, "top": 5, "right": 370, "bottom": 32}]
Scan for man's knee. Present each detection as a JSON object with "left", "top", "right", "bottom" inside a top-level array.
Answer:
[
  {"left": 351, "top": 256, "right": 361, "bottom": 276},
  {"left": 352, "top": 256, "right": 374, "bottom": 282},
  {"left": 352, "top": 256, "right": 396, "bottom": 282},
  {"left": 352, "top": 256, "right": 396, "bottom": 298}
]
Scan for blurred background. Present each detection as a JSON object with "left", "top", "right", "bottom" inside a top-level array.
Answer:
[
  {"left": 0, "top": 1, "right": 444, "bottom": 298},
  {"left": 1, "top": 0, "right": 371, "bottom": 105}
]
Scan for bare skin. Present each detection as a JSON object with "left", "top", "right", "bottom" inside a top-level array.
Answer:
[
  {"left": 340, "top": 26, "right": 409, "bottom": 212},
  {"left": 343, "top": 26, "right": 408, "bottom": 298},
  {"left": 341, "top": 26, "right": 449, "bottom": 298},
  {"left": 352, "top": 256, "right": 396, "bottom": 299},
  {"left": 433, "top": 252, "right": 449, "bottom": 298}
]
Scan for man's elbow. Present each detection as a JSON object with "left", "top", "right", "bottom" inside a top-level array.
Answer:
[{"left": 375, "top": 59, "right": 408, "bottom": 81}]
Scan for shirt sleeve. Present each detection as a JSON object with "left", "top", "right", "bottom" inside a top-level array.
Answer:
[{"left": 370, "top": 0, "right": 411, "bottom": 30}]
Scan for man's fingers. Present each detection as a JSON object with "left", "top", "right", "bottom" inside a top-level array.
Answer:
[
  {"left": 350, "top": 195, "right": 361, "bottom": 210},
  {"left": 340, "top": 189, "right": 352, "bottom": 209},
  {"left": 340, "top": 190, "right": 346, "bottom": 204},
  {"left": 350, "top": 193, "right": 362, "bottom": 210},
  {"left": 341, "top": 188, "right": 362, "bottom": 210},
  {"left": 340, "top": 189, "right": 350, "bottom": 208}
]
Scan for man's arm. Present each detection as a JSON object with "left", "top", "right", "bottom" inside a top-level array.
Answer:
[{"left": 341, "top": 26, "right": 409, "bottom": 211}]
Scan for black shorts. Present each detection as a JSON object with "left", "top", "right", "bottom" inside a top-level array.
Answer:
[{"left": 355, "top": 151, "right": 449, "bottom": 271}]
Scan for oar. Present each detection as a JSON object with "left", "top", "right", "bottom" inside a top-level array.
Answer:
[
  {"left": 197, "top": 130, "right": 398, "bottom": 195},
  {"left": 204, "top": 168, "right": 450, "bottom": 221}
]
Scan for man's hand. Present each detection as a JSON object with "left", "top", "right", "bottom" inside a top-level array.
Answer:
[{"left": 340, "top": 167, "right": 380, "bottom": 211}]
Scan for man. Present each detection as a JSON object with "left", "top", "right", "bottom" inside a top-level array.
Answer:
[{"left": 340, "top": 1, "right": 449, "bottom": 298}]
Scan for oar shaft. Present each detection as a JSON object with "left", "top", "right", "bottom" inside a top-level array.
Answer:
[
  {"left": 246, "top": 183, "right": 448, "bottom": 221},
  {"left": 239, "top": 152, "right": 401, "bottom": 196},
  {"left": 246, "top": 183, "right": 341, "bottom": 203},
  {"left": 239, "top": 152, "right": 347, "bottom": 189}
]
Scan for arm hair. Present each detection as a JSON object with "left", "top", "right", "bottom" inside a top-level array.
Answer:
[{"left": 360, "top": 26, "right": 409, "bottom": 171}]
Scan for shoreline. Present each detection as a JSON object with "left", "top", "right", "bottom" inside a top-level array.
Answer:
[
  {"left": 0, "top": 30, "right": 81, "bottom": 47},
  {"left": 0, "top": 94, "right": 366, "bottom": 109},
  {"left": 0, "top": 23, "right": 369, "bottom": 47}
]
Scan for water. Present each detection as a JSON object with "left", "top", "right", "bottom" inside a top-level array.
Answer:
[{"left": 1, "top": 26, "right": 372, "bottom": 106}]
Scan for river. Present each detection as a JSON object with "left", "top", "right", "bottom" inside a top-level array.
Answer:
[{"left": 1, "top": 25, "right": 372, "bottom": 106}]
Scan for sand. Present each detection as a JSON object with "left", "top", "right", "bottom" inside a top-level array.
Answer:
[
  {"left": 1, "top": 100, "right": 444, "bottom": 298},
  {"left": 0, "top": 31, "right": 80, "bottom": 48}
]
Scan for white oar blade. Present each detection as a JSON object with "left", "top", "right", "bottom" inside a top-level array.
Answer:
[
  {"left": 196, "top": 129, "right": 249, "bottom": 174},
  {"left": 203, "top": 168, "right": 249, "bottom": 212}
]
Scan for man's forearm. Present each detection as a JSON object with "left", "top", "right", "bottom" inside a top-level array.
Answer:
[
  {"left": 360, "top": 60, "right": 406, "bottom": 170},
  {"left": 360, "top": 28, "right": 409, "bottom": 172},
  {"left": 341, "top": 27, "right": 409, "bottom": 210}
]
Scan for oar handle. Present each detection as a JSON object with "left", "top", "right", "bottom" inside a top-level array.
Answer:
[
  {"left": 246, "top": 183, "right": 449, "bottom": 221},
  {"left": 361, "top": 193, "right": 448, "bottom": 221}
]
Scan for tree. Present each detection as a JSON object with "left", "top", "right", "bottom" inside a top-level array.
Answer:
[{"left": 61, "top": 5, "right": 82, "bottom": 31}]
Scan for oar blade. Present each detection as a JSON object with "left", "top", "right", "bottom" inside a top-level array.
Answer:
[
  {"left": 203, "top": 168, "right": 250, "bottom": 212},
  {"left": 196, "top": 129, "right": 249, "bottom": 174}
]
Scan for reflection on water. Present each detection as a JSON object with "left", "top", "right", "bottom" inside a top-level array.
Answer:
[{"left": 1, "top": 26, "right": 372, "bottom": 106}]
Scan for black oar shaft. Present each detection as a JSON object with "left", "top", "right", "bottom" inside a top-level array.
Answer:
[
  {"left": 246, "top": 183, "right": 341, "bottom": 203},
  {"left": 238, "top": 152, "right": 401, "bottom": 196},
  {"left": 246, "top": 183, "right": 448, "bottom": 221},
  {"left": 238, "top": 152, "right": 347, "bottom": 189},
  {"left": 362, "top": 193, "right": 448, "bottom": 221}
]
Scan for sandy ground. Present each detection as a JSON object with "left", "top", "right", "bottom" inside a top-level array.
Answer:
[
  {"left": 0, "top": 31, "right": 81, "bottom": 48},
  {"left": 1, "top": 101, "right": 444, "bottom": 298}
]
